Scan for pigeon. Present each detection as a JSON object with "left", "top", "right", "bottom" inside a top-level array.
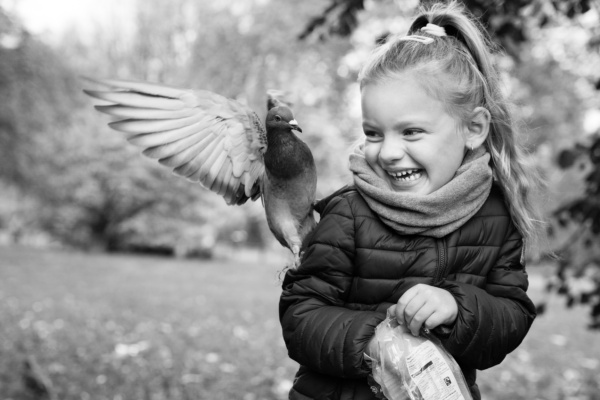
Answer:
[{"left": 83, "top": 78, "right": 317, "bottom": 266}]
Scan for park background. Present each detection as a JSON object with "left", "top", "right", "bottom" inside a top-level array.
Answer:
[{"left": 1, "top": 0, "right": 599, "bottom": 398}]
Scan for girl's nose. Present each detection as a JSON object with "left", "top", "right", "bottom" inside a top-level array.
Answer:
[{"left": 379, "top": 137, "right": 406, "bottom": 164}]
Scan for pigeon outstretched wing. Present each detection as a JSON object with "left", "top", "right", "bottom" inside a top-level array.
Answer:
[{"left": 84, "top": 78, "right": 267, "bottom": 205}]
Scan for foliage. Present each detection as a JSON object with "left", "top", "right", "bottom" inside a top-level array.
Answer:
[
  {"left": 0, "top": 9, "right": 80, "bottom": 186},
  {"left": 548, "top": 133, "right": 600, "bottom": 329},
  {"left": 0, "top": 18, "right": 217, "bottom": 254},
  {"left": 299, "top": 0, "right": 366, "bottom": 40},
  {"left": 555, "top": 135, "right": 600, "bottom": 235},
  {"left": 299, "top": 0, "right": 598, "bottom": 57}
]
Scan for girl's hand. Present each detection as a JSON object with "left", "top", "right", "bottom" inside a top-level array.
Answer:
[{"left": 392, "top": 284, "right": 458, "bottom": 336}]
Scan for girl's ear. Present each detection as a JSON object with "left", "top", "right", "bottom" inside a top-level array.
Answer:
[{"left": 466, "top": 107, "right": 490, "bottom": 149}]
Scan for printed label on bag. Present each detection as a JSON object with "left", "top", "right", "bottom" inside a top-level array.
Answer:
[{"left": 405, "top": 341, "right": 465, "bottom": 400}]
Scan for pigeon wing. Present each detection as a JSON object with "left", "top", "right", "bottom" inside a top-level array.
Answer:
[{"left": 83, "top": 78, "right": 267, "bottom": 205}]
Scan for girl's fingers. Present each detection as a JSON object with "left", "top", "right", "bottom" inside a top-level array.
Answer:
[
  {"left": 402, "top": 298, "right": 428, "bottom": 330},
  {"left": 396, "top": 284, "right": 458, "bottom": 335},
  {"left": 387, "top": 304, "right": 397, "bottom": 319},
  {"left": 406, "top": 302, "right": 435, "bottom": 336},
  {"left": 395, "top": 285, "right": 422, "bottom": 322},
  {"left": 422, "top": 311, "right": 448, "bottom": 331}
]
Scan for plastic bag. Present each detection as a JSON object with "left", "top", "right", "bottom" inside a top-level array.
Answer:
[{"left": 366, "top": 309, "right": 473, "bottom": 400}]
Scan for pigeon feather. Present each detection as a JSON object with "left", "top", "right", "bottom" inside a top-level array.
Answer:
[{"left": 84, "top": 77, "right": 266, "bottom": 206}]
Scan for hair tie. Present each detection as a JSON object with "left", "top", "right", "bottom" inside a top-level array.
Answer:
[
  {"left": 421, "top": 23, "right": 446, "bottom": 37},
  {"left": 398, "top": 23, "right": 447, "bottom": 45},
  {"left": 398, "top": 35, "right": 434, "bottom": 45}
]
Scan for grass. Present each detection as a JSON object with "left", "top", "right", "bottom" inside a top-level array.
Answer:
[{"left": 1, "top": 245, "right": 599, "bottom": 399}]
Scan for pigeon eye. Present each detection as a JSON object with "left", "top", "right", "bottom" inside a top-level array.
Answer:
[{"left": 275, "top": 115, "right": 282, "bottom": 122}]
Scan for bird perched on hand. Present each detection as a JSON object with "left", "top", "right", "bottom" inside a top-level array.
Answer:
[{"left": 83, "top": 78, "right": 317, "bottom": 266}]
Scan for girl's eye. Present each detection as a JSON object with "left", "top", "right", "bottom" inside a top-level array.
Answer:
[
  {"left": 275, "top": 115, "right": 282, "bottom": 122},
  {"left": 364, "top": 130, "right": 379, "bottom": 137},
  {"left": 404, "top": 128, "right": 423, "bottom": 136},
  {"left": 364, "top": 130, "right": 383, "bottom": 142}
]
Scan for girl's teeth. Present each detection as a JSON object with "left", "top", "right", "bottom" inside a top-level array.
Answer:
[{"left": 390, "top": 169, "right": 422, "bottom": 181}]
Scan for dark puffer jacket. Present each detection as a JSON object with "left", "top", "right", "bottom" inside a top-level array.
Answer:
[{"left": 279, "top": 185, "right": 536, "bottom": 400}]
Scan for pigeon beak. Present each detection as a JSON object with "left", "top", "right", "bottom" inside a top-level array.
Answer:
[{"left": 289, "top": 119, "right": 302, "bottom": 133}]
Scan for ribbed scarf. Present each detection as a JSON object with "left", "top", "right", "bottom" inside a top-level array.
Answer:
[{"left": 349, "top": 144, "right": 493, "bottom": 237}]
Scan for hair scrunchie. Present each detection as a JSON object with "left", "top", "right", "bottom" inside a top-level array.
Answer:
[{"left": 421, "top": 23, "right": 446, "bottom": 37}]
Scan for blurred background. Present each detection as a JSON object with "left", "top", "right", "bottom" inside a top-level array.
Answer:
[{"left": 1, "top": 0, "right": 599, "bottom": 399}]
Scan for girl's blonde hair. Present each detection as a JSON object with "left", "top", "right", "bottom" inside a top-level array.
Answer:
[{"left": 358, "top": 1, "right": 543, "bottom": 248}]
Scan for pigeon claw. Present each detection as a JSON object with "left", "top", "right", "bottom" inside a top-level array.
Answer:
[
  {"left": 293, "top": 255, "right": 301, "bottom": 269},
  {"left": 290, "top": 245, "right": 302, "bottom": 269}
]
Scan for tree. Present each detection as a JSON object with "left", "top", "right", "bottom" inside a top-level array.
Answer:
[
  {"left": 549, "top": 134, "right": 600, "bottom": 329},
  {"left": 0, "top": 5, "right": 218, "bottom": 254},
  {"left": 0, "top": 8, "right": 80, "bottom": 186}
]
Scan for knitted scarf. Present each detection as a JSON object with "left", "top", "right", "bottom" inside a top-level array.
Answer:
[{"left": 349, "top": 144, "right": 493, "bottom": 237}]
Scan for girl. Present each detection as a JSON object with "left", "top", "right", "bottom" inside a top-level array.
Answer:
[{"left": 279, "top": 2, "right": 541, "bottom": 399}]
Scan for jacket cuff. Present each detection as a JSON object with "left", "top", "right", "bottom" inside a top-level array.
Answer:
[{"left": 435, "top": 281, "right": 475, "bottom": 356}]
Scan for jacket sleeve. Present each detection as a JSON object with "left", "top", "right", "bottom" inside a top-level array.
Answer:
[
  {"left": 279, "top": 195, "right": 385, "bottom": 379},
  {"left": 439, "top": 223, "right": 537, "bottom": 370}
]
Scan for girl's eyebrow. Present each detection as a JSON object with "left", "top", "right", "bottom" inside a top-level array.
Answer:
[
  {"left": 362, "top": 115, "right": 432, "bottom": 130},
  {"left": 361, "top": 120, "right": 378, "bottom": 129},
  {"left": 392, "top": 113, "right": 436, "bottom": 128}
]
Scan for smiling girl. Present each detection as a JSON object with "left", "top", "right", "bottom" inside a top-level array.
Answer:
[{"left": 279, "top": 2, "right": 541, "bottom": 399}]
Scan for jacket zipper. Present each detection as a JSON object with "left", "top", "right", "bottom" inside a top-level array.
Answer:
[
  {"left": 433, "top": 238, "right": 448, "bottom": 286},
  {"left": 430, "top": 238, "right": 453, "bottom": 339}
]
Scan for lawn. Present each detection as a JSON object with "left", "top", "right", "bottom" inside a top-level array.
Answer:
[{"left": 1, "top": 245, "right": 599, "bottom": 399}]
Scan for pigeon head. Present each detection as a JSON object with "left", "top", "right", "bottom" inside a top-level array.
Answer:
[{"left": 266, "top": 106, "right": 302, "bottom": 133}]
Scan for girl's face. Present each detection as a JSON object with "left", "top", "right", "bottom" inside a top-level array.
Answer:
[{"left": 360, "top": 74, "right": 468, "bottom": 195}]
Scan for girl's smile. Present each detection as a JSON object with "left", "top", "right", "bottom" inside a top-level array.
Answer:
[{"left": 361, "top": 73, "right": 468, "bottom": 195}]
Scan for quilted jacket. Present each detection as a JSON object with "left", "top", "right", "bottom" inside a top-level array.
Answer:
[{"left": 279, "top": 185, "right": 536, "bottom": 400}]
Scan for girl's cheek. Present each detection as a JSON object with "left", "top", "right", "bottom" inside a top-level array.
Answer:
[{"left": 364, "top": 143, "right": 381, "bottom": 164}]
